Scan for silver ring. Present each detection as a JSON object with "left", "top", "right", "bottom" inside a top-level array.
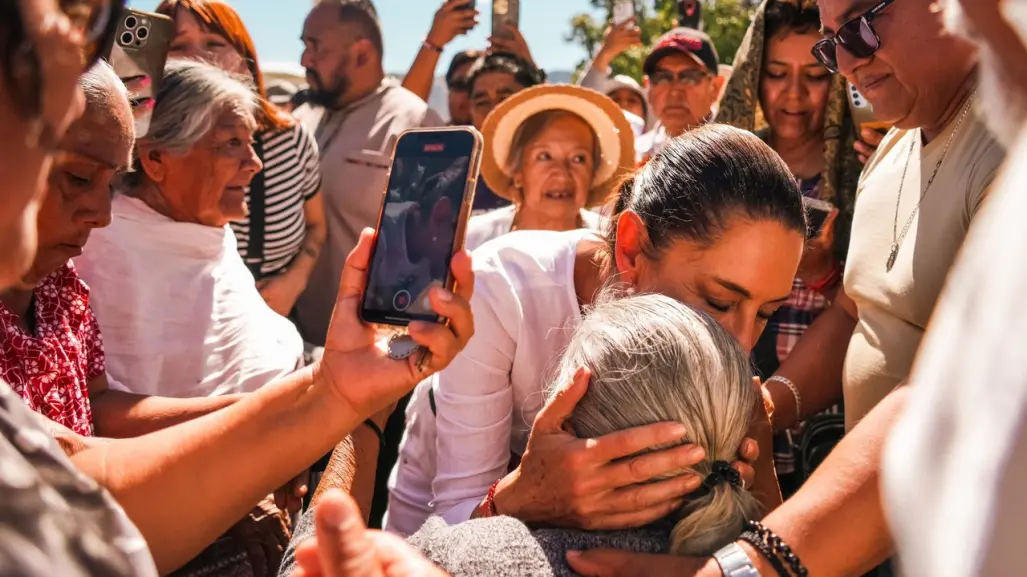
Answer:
[{"left": 387, "top": 333, "right": 421, "bottom": 361}]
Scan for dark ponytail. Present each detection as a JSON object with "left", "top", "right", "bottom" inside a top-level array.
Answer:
[{"left": 605, "top": 124, "right": 806, "bottom": 261}]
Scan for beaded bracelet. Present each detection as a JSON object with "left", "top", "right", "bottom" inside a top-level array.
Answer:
[
  {"left": 743, "top": 520, "right": 809, "bottom": 577},
  {"left": 739, "top": 530, "right": 791, "bottom": 576}
]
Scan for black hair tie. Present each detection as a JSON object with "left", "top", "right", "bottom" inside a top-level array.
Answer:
[{"left": 701, "top": 460, "right": 742, "bottom": 492}]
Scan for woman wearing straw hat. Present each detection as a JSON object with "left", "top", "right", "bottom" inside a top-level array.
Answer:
[{"left": 465, "top": 84, "right": 636, "bottom": 251}]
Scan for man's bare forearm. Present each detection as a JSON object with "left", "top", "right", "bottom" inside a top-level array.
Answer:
[
  {"left": 742, "top": 387, "right": 906, "bottom": 576},
  {"left": 311, "top": 423, "right": 382, "bottom": 522}
]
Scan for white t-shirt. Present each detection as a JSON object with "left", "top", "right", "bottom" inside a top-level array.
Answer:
[
  {"left": 76, "top": 195, "right": 304, "bottom": 398},
  {"left": 385, "top": 229, "right": 595, "bottom": 534},
  {"left": 882, "top": 131, "right": 1026, "bottom": 576},
  {"left": 464, "top": 205, "right": 605, "bottom": 252}
]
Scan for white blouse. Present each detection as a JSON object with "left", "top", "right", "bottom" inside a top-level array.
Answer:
[
  {"left": 464, "top": 206, "right": 606, "bottom": 252},
  {"left": 76, "top": 195, "right": 305, "bottom": 399},
  {"left": 386, "top": 229, "right": 597, "bottom": 534}
]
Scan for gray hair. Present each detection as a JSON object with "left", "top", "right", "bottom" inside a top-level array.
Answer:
[
  {"left": 140, "top": 59, "right": 258, "bottom": 155},
  {"left": 548, "top": 292, "right": 760, "bottom": 556},
  {"left": 79, "top": 60, "right": 128, "bottom": 109}
]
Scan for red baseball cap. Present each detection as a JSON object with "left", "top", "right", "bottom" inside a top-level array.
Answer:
[{"left": 643, "top": 28, "right": 720, "bottom": 77}]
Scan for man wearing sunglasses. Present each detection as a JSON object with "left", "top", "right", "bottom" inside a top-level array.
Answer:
[
  {"left": 636, "top": 28, "right": 724, "bottom": 164},
  {"left": 566, "top": 1, "right": 1009, "bottom": 576}
]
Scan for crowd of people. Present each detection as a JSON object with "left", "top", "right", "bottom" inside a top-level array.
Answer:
[{"left": 2, "top": 0, "right": 1027, "bottom": 575}]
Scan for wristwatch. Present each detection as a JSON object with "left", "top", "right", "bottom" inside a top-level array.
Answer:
[{"left": 713, "top": 542, "right": 761, "bottom": 577}]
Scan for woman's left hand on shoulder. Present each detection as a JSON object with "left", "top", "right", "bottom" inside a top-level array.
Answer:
[{"left": 316, "top": 228, "right": 475, "bottom": 422}]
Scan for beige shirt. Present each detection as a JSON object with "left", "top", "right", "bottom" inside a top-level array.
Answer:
[
  {"left": 842, "top": 103, "right": 1004, "bottom": 429},
  {"left": 293, "top": 79, "right": 444, "bottom": 344}
]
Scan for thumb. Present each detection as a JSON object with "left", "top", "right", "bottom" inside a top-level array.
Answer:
[
  {"left": 532, "top": 366, "right": 590, "bottom": 432},
  {"left": 315, "top": 490, "right": 383, "bottom": 577}
]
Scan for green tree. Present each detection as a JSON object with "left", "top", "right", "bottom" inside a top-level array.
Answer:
[{"left": 567, "top": 0, "right": 755, "bottom": 83}]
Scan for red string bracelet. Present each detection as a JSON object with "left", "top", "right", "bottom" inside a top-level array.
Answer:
[{"left": 480, "top": 479, "right": 501, "bottom": 518}]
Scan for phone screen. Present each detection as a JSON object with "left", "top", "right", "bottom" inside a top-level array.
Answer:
[
  {"left": 803, "top": 196, "right": 833, "bottom": 240},
  {"left": 361, "top": 131, "right": 479, "bottom": 326}
]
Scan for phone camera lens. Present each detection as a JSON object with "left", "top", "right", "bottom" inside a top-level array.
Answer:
[
  {"left": 120, "top": 31, "right": 133, "bottom": 45},
  {"left": 137, "top": 27, "right": 149, "bottom": 39},
  {"left": 125, "top": 15, "right": 137, "bottom": 28}
]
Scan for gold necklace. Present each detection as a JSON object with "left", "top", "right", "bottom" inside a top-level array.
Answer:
[{"left": 887, "top": 90, "right": 978, "bottom": 272}]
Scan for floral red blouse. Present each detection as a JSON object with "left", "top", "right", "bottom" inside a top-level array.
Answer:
[{"left": 0, "top": 263, "right": 102, "bottom": 436}]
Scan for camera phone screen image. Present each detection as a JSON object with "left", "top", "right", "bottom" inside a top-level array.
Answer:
[{"left": 364, "top": 153, "right": 471, "bottom": 321}]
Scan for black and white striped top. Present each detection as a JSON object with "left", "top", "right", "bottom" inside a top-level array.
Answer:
[{"left": 231, "top": 121, "right": 322, "bottom": 279}]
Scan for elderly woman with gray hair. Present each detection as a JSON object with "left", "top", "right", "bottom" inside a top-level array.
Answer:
[
  {"left": 291, "top": 293, "right": 763, "bottom": 577},
  {"left": 76, "top": 59, "right": 305, "bottom": 400}
]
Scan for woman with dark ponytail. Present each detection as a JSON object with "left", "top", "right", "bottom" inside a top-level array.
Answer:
[{"left": 385, "top": 124, "right": 807, "bottom": 538}]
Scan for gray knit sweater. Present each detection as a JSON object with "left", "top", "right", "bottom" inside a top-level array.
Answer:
[{"left": 279, "top": 510, "right": 671, "bottom": 577}]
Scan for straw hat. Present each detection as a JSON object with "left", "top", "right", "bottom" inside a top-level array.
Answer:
[{"left": 480, "top": 84, "right": 636, "bottom": 207}]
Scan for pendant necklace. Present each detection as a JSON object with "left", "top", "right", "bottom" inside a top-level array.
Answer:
[{"left": 887, "top": 90, "right": 978, "bottom": 272}]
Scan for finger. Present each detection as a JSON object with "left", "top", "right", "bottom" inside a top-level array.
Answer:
[
  {"left": 853, "top": 140, "right": 875, "bottom": 160},
  {"left": 122, "top": 74, "right": 152, "bottom": 94},
  {"left": 604, "top": 442, "right": 705, "bottom": 485},
  {"left": 448, "top": 250, "right": 474, "bottom": 303},
  {"left": 733, "top": 460, "right": 756, "bottom": 490},
  {"left": 861, "top": 127, "right": 886, "bottom": 146},
  {"left": 739, "top": 437, "right": 760, "bottom": 463},
  {"left": 567, "top": 549, "right": 657, "bottom": 577},
  {"left": 586, "top": 498, "right": 686, "bottom": 530},
  {"left": 598, "top": 473, "right": 700, "bottom": 514},
  {"left": 859, "top": 153, "right": 870, "bottom": 165},
  {"left": 588, "top": 421, "right": 689, "bottom": 462},
  {"left": 532, "top": 366, "right": 591, "bottom": 432},
  {"left": 427, "top": 287, "right": 473, "bottom": 344},
  {"left": 338, "top": 228, "right": 375, "bottom": 302},
  {"left": 294, "top": 539, "right": 324, "bottom": 574},
  {"left": 315, "top": 490, "right": 383, "bottom": 577},
  {"left": 408, "top": 320, "right": 461, "bottom": 371}
]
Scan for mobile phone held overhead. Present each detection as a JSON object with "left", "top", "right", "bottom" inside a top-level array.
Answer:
[
  {"left": 101, "top": 7, "right": 173, "bottom": 138},
  {"left": 492, "top": 0, "right": 519, "bottom": 40},
  {"left": 360, "top": 128, "right": 484, "bottom": 328}
]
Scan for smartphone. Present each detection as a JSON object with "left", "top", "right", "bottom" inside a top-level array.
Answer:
[
  {"left": 492, "top": 0, "right": 519, "bottom": 40},
  {"left": 360, "top": 128, "right": 483, "bottom": 327},
  {"left": 677, "top": 0, "right": 702, "bottom": 29},
  {"left": 613, "top": 0, "right": 635, "bottom": 26},
  {"left": 803, "top": 196, "right": 833, "bottom": 240},
  {"left": 102, "top": 8, "right": 173, "bottom": 138},
  {"left": 847, "top": 82, "right": 892, "bottom": 132}
]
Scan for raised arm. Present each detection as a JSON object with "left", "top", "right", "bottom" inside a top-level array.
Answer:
[
  {"left": 69, "top": 231, "right": 476, "bottom": 574},
  {"left": 402, "top": 0, "right": 478, "bottom": 101}
]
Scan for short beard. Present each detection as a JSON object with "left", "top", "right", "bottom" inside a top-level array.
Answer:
[{"left": 307, "top": 65, "right": 350, "bottom": 110}]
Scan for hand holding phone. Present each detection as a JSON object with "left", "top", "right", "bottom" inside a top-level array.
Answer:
[
  {"left": 102, "top": 8, "right": 172, "bottom": 138},
  {"left": 429, "top": 0, "right": 479, "bottom": 48},
  {"left": 360, "top": 128, "right": 483, "bottom": 328}
]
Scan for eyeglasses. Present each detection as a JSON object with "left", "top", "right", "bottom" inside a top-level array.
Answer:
[
  {"left": 812, "top": 0, "right": 895, "bottom": 74},
  {"left": 649, "top": 68, "right": 710, "bottom": 87},
  {"left": 6, "top": 0, "right": 124, "bottom": 149}
]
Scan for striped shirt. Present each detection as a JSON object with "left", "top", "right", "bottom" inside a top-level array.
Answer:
[{"left": 231, "top": 121, "right": 322, "bottom": 279}]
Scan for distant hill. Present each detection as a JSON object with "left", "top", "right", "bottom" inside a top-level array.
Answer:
[{"left": 395, "top": 71, "right": 576, "bottom": 123}]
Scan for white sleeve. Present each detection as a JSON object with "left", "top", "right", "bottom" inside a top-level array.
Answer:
[
  {"left": 578, "top": 61, "right": 614, "bottom": 94},
  {"left": 431, "top": 264, "right": 519, "bottom": 523}
]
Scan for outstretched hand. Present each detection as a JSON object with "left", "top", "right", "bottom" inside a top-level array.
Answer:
[
  {"left": 318, "top": 228, "right": 475, "bottom": 425},
  {"left": 292, "top": 490, "right": 448, "bottom": 577}
]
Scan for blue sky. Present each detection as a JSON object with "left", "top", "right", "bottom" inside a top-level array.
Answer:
[{"left": 130, "top": 0, "right": 597, "bottom": 74}]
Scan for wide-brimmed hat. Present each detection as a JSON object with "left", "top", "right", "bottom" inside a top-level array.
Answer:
[{"left": 481, "top": 84, "right": 636, "bottom": 207}]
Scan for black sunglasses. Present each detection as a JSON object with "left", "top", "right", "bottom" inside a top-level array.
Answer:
[
  {"left": 811, "top": 0, "right": 895, "bottom": 74},
  {"left": 4, "top": 0, "right": 124, "bottom": 145}
]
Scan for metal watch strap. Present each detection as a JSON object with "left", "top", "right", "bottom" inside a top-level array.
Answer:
[{"left": 714, "top": 542, "right": 761, "bottom": 577}]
